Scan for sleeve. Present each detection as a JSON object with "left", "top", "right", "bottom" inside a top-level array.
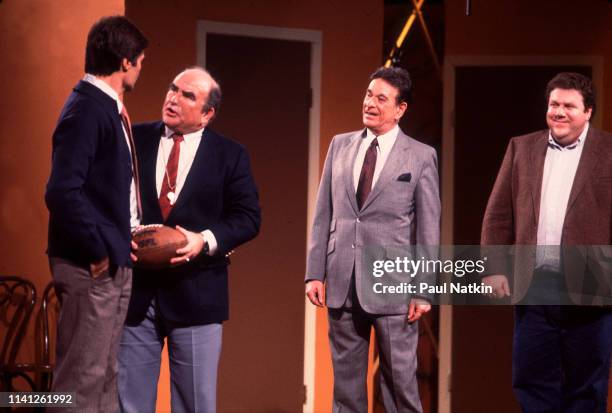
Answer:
[
  {"left": 412, "top": 146, "right": 441, "bottom": 301},
  {"left": 45, "top": 106, "right": 108, "bottom": 262},
  {"left": 304, "top": 136, "right": 337, "bottom": 282},
  {"left": 207, "top": 146, "right": 261, "bottom": 255},
  {"left": 481, "top": 139, "right": 516, "bottom": 275}
]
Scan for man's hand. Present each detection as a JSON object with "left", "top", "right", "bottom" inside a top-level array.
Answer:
[
  {"left": 482, "top": 274, "right": 511, "bottom": 298},
  {"left": 90, "top": 257, "right": 109, "bottom": 278},
  {"left": 130, "top": 240, "right": 139, "bottom": 262},
  {"left": 407, "top": 298, "right": 431, "bottom": 323},
  {"left": 305, "top": 280, "right": 325, "bottom": 307},
  {"left": 171, "top": 225, "right": 206, "bottom": 265}
]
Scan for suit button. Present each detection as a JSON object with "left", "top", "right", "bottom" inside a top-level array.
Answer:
[
  {"left": 356, "top": 218, "right": 361, "bottom": 223},
  {"left": 351, "top": 244, "right": 355, "bottom": 249}
]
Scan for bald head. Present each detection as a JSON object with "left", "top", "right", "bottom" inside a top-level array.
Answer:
[{"left": 162, "top": 67, "right": 221, "bottom": 134}]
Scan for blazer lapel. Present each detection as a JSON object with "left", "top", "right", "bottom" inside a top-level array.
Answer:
[
  {"left": 167, "top": 128, "right": 217, "bottom": 219},
  {"left": 529, "top": 132, "right": 548, "bottom": 227},
  {"left": 565, "top": 127, "right": 601, "bottom": 214},
  {"left": 343, "top": 130, "right": 365, "bottom": 214},
  {"left": 360, "top": 129, "right": 411, "bottom": 211},
  {"left": 140, "top": 123, "right": 164, "bottom": 222}
]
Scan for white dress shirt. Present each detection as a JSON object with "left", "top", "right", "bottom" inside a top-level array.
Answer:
[
  {"left": 353, "top": 124, "right": 400, "bottom": 192},
  {"left": 83, "top": 74, "right": 140, "bottom": 229},
  {"left": 156, "top": 126, "right": 217, "bottom": 255},
  {"left": 535, "top": 123, "right": 589, "bottom": 270}
]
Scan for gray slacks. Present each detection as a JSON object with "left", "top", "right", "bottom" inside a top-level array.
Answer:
[
  {"left": 118, "top": 299, "right": 222, "bottom": 413},
  {"left": 327, "top": 280, "right": 423, "bottom": 413},
  {"left": 49, "top": 257, "right": 132, "bottom": 413}
]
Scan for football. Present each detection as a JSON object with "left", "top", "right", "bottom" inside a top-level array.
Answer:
[{"left": 132, "top": 224, "right": 188, "bottom": 270}]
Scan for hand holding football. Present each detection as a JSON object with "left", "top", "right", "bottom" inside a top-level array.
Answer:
[{"left": 132, "top": 225, "right": 188, "bottom": 269}]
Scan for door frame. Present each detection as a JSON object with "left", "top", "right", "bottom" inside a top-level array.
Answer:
[
  {"left": 440, "top": 54, "right": 604, "bottom": 413},
  {"left": 197, "top": 20, "right": 322, "bottom": 413}
]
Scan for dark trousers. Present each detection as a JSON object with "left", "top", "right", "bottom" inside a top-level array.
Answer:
[
  {"left": 49, "top": 257, "right": 132, "bottom": 413},
  {"left": 513, "top": 305, "right": 612, "bottom": 413}
]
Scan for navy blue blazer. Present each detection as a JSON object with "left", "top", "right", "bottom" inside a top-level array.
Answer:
[
  {"left": 126, "top": 121, "right": 261, "bottom": 325},
  {"left": 46, "top": 81, "right": 134, "bottom": 268}
]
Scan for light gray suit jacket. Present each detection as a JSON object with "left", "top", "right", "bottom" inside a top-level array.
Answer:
[{"left": 306, "top": 128, "right": 441, "bottom": 314}]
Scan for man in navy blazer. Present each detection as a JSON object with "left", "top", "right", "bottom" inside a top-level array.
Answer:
[
  {"left": 45, "top": 16, "right": 147, "bottom": 412},
  {"left": 118, "top": 67, "right": 261, "bottom": 413}
]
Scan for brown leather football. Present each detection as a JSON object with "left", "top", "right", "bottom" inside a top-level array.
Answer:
[{"left": 132, "top": 224, "right": 188, "bottom": 269}]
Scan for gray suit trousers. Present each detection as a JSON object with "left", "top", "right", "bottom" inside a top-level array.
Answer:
[
  {"left": 49, "top": 257, "right": 132, "bottom": 413},
  {"left": 328, "top": 283, "right": 422, "bottom": 413}
]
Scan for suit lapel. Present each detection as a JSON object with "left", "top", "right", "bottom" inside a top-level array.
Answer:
[
  {"left": 530, "top": 131, "right": 548, "bottom": 227},
  {"left": 360, "top": 129, "right": 411, "bottom": 211},
  {"left": 167, "top": 128, "right": 217, "bottom": 219},
  {"left": 565, "top": 127, "right": 601, "bottom": 214},
  {"left": 343, "top": 130, "right": 365, "bottom": 214}
]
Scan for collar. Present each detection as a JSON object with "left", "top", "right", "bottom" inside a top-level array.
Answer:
[
  {"left": 83, "top": 74, "right": 123, "bottom": 113},
  {"left": 547, "top": 122, "right": 589, "bottom": 151},
  {"left": 365, "top": 124, "right": 399, "bottom": 148},
  {"left": 163, "top": 126, "right": 205, "bottom": 142}
]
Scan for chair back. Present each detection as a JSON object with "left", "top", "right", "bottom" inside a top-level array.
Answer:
[{"left": 0, "top": 276, "right": 37, "bottom": 367}]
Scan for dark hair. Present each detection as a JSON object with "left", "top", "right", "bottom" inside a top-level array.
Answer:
[
  {"left": 85, "top": 16, "right": 148, "bottom": 76},
  {"left": 370, "top": 66, "right": 413, "bottom": 105},
  {"left": 203, "top": 84, "right": 222, "bottom": 114},
  {"left": 545, "top": 72, "right": 596, "bottom": 116}
]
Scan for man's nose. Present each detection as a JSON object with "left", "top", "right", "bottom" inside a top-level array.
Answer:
[{"left": 554, "top": 106, "right": 566, "bottom": 117}]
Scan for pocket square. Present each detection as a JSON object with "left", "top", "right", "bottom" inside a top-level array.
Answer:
[{"left": 397, "top": 173, "right": 412, "bottom": 182}]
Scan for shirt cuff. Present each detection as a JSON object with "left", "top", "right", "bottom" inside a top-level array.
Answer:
[{"left": 201, "top": 230, "right": 218, "bottom": 256}]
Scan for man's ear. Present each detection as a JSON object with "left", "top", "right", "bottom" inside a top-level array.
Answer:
[
  {"left": 200, "top": 107, "right": 216, "bottom": 127},
  {"left": 121, "top": 57, "right": 131, "bottom": 72},
  {"left": 396, "top": 101, "right": 408, "bottom": 120}
]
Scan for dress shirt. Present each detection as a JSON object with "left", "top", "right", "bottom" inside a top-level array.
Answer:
[
  {"left": 156, "top": 126, "right": 217, "bottom": 255},
  {"left": 83, "top": 74, "right": 140, "bottom": 229},
  {"left": 353, "top": 124, "right": 399, "bottom": 192},
  {"left": 536, "top": 123, "right": 589, "bottom": 270}
]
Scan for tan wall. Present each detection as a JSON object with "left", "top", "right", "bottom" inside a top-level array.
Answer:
[
  {"left": 0, "top": 0, "right": 124, "bottom": 365},
  {"left": 122, "top": 1, "right": 383, "bottom": 411}
]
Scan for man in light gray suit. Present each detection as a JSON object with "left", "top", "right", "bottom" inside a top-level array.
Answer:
[{"left": 305, "top": 67, "right": 440, "bottom": 412}]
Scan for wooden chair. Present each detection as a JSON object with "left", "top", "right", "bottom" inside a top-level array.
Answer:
[
  {"left": 34, "top": 281, "right": 57, "bottom": 392},
  {"left": 0, "top": 276, "right": 37, "bottom": 391}
]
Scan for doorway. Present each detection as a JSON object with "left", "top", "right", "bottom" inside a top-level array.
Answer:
[
  {"left": 441, "top": 56, "right": 601, "bottom": 413},
  {"left": 198, "top": 21, "right": 321, "bottom": 412}
]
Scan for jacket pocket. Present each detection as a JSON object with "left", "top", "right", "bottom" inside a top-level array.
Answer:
[{"left": 327, "top": 238, "right": 335, "bottom": 255}]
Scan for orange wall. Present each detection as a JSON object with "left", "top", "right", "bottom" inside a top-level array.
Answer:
[
  {"left": 446, "top": 0, "right": 612, "bottom": 129},
  {"left": 123, "top": 1, "right": 383, "bottom": 412},
  {"left": 0, "top": 0, "right": 382, "bottom": 407},
  {"left": 0, "top": 0, "right": 124, "bottom": 362}
]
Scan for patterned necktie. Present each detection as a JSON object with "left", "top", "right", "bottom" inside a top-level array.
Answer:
[
  {"left": 159, "top": 134, "right": 184, "bottom": 220},
  {"left": 356, "top": 137, "right": 378, "bottom": 209},
  {"left": 120, "top": 107, "right": 142, "bottom": 219}
]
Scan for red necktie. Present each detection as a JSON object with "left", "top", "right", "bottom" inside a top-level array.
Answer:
[
  {"left": 356, "top": 137, "right": 378, "bottom": 209},
  {"left": 159, "top": 134, "right": 184, "bottom": 220},
  {"left": 120, "top": 107, "right": 142, "bottom": 219}
]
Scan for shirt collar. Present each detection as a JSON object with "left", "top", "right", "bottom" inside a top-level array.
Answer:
[
  {"left": 365, "top": 124, "right": 399, "bottom": 147},
  {"left": 163, "top": 126, "right": 205, "bottom": 142},
  {"left": 547, "top": 122, "right": 589, "bottom": 151},
  {"left": 83, "top": 74, "right": 123, "bottom": 113}
]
